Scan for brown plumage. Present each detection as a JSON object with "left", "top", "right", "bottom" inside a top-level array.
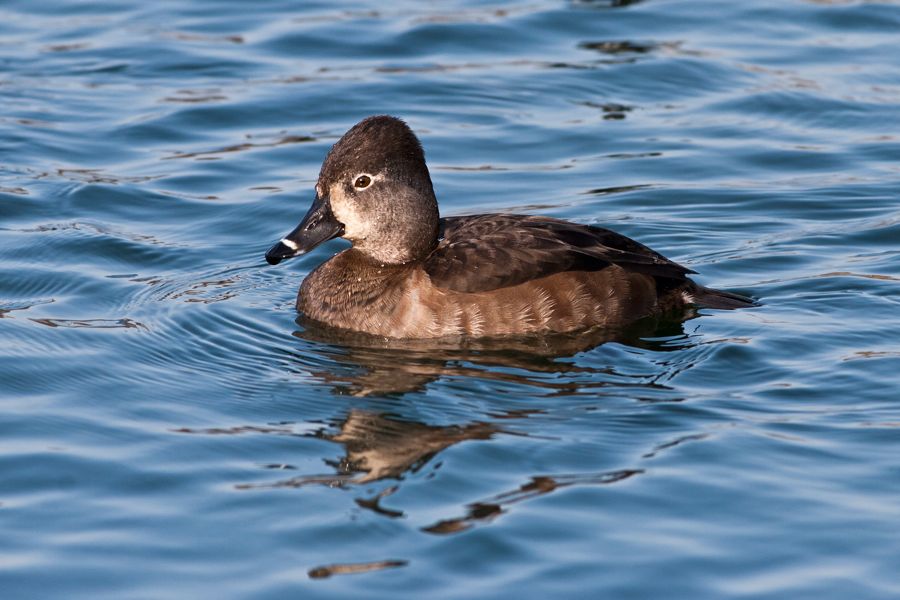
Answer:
[{"left": 266, "top": 115, "right": 755, "bottom": 339}]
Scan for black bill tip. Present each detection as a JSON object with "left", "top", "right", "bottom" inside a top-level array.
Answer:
[
  {"left": 265, "top": 194, "right": 345, "bottom": 267},
  {"left": 265, "top": 240, "right": 297, "bottom": 265}
]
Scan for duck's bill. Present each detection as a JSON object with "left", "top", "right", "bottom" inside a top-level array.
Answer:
[{"left": 265, "top": 195, "right": 344, "bottom": 265}]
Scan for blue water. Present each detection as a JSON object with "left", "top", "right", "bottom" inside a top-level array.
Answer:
[{"left": 2, "top": 0, "right": 900, "bottom": 597}]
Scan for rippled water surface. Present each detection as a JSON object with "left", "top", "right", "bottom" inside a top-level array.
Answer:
[{"left": 2, "top": 0, "right": 900, "bottom": 597}]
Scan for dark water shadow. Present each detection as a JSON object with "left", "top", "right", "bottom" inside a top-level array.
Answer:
[
  {"left": 285, "top": 313, "right": 695, "bottom": 397},
  {"left": 570, "top": 0, "right": 645, "bottom": 7}
]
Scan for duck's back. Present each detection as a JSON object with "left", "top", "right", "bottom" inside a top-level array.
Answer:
[{"left": 425, "top": 214, "right": 694, "bottom": 292}]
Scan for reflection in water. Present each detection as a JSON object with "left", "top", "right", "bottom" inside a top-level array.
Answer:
[
  {"left": 30, "top": 317, "right": 146, "bottom": 329},
  {"left": 178, "top": 315, "right": 709, "bottom": 548},
  {"left": 288, "top": 314, "right": 695, "bottom": 396},
  {"left": 579, "top": 40, "right": 661, "bottom": 54},
  {"left": 642, "top": 433, "right": 709, "bottom": 459},
  {"left": 164, "top": 134, "right": 316, "bottom": 160},
  {"left": 423, "top": 469, "right": 643, "bottom": 534},
  {"left": 222, "top": 409, "right": 647, "bottom": 535},
  {"left": 571, "top": 0, "right": 645, "bottom": 7},
  {"left": 177, "top": 311, "right": 713, "bottom": 548},
  {"left": 583, "top": 183, "right": 652, "bottom": 195},
  {"left": 236, "top": 410, "right": 502, "bottom": 493},
  {"left": 308, "top": 559, "right": 408, "bottom": 579}
]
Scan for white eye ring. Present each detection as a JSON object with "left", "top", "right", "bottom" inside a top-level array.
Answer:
[{"left": 353, "top": 174, "right": 373, "bottom": 189}]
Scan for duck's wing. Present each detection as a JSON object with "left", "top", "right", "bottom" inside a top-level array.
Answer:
[{"left": 424, "top": 214, "right": 695, "bottom": 294}]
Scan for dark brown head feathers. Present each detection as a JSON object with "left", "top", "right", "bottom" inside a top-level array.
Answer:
[{"left": 319, "top": 115, "right": 433, "bottom": 192}]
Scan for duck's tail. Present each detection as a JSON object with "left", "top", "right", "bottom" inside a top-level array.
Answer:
[{"left": 688, "top": 284, "right": 759, "bottom": 310}]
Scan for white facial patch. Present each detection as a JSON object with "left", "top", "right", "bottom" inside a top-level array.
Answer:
[
  {"left": 280, "top": 238, "right": 298, "bottom": 251},
  {"left": 328, "top": 183, "right": 369, "bottom": 242}
]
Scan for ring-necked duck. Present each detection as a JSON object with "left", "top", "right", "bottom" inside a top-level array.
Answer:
[{"left": 266, "top": 116, "right": 754, "bottom": 338}]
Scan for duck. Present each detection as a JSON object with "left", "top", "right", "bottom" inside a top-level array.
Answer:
[{"left": 265, "top": 115, "right": 754, "bottom": 339}]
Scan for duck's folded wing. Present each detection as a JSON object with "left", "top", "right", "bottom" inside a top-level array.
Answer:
[{"left": 424, "top": 214, "right": 695, "bottom": 294}]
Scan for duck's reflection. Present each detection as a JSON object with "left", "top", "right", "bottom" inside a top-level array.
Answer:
[
  {"left": 234, "top": 408, "right": 648, "bottom": 533},
  {"left": 289, "top": 313, "right": 694, "bottom": 396},
  {"left": 238, "top": 410, "right": 503, "bottom": 495},
  {"left": 223, "top": 315, "right": 707, "bottom": 537},
  {"left": 423, "top": 469, "right": 643, "bottom": 534}
]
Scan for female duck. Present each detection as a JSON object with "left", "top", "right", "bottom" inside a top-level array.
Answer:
[{"left": 266, "top": 116, "right": 753, "bottom": 339}]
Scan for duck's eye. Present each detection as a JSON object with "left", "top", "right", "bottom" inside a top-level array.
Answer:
[{"left": 354, "top": 175, "right": 372, "bottom": 189}]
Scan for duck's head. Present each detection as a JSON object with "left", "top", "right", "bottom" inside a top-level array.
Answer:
[{"left": 265, "top": 115, "right": 440, "bottom": 266}]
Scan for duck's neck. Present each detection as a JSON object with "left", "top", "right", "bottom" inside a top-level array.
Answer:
[
  {"left": 352, "top": 239, "right": 429, "bottom": 265},
  {"left": 298, "top": 249, "right": 417, "bottom": 318}
]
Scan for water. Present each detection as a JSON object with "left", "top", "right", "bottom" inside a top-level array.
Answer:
[{"left": 2, "top": 0, "right": 899, "bottom": 597}]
